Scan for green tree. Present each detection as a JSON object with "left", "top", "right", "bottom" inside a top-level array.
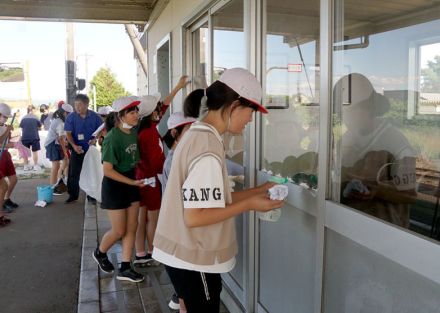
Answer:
[
  {"left": 88, "top": 67, "right": 130, "bottom": 107},
  {"left": 421, "top": 55, "right": 440, "bottom": 93}
]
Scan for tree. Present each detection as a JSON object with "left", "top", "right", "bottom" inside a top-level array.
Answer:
[
  {"left": 88, "top": 67, "right": 130, "bottom": 107},
  {"left": 421, "top": 55, "right": 440, "bottom": 93}
]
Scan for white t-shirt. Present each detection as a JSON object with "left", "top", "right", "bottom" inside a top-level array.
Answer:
[{"left": 44, "top": 118, "right": 65, "bottom": 146}]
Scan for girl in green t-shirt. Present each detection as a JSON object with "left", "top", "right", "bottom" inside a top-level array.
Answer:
[{"left": 92, "top": 96, "right": 146, "bottom": 283}]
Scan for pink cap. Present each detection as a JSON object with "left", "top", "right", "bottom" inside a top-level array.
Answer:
[
  {"left": 167, "top": 112, "right": 196, "bottom": 129},
  {"left": 218, "top": 68, "right": 267, "bottom": 114}
]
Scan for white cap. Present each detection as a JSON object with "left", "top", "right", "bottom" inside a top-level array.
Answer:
[
  {"left": 112, "top": 96, "right": 140, "bottom": 113},
  {"left": 218, "top": 67, "right": 267, "bottom": 114},
  {"left": 138, "top": 95, "right": 159, "bottom": 118},
  {"left": 152, "top": 92, "right": 161, "bottom": 102},
  {"left": 98, "top": 105, "right": 113, "bottom": 116},
  {"left": 61, "top": 103, "right": 74, "bottom": 113},
  {"left": 167, "top": 112, "right": 196, "bottom": 130},
  {"left": 335, "top": 73, "right": 390, "bottom": 116},
  {"left": 0, "top": 103, "right": 12, "bottom": 118}
]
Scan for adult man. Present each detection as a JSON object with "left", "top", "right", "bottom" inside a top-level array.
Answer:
[
  {"left": 19, "top": 105, "right": 42, "bottom": 171},
  {"left": 64, "top": 94, "right": 102, "bottom": 204}
]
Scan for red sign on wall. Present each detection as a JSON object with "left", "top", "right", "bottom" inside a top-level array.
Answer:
[{"left": 287, "top": 64, "right": 302, "bottom": 72}]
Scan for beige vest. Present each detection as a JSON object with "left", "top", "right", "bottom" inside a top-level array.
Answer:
[{"left": 154, "top": 123, "right": 237, "bottom": 266}]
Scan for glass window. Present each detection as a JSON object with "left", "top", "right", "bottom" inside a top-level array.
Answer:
[
  {"left": 332, "top": 0, "right": 440, "bottom": 241},
  {"left": 191, "top": 21, "right": 209, "bottom": 89},
  {"left": 261, "top": 0, "right": 320, "bottom": 190},
  {"left": 212, "top": 0, "right": 246, "bottom": 176}
]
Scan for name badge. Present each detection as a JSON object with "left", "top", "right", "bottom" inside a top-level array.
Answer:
[{"left": 78, "top": 134, "right": 85, "bottom": 140}]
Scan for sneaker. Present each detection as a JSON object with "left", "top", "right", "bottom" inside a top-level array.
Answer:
[
  {"left": 23, "top": 165, "right": 32, "bottom": 171},
  {"left": 92, "top": 248, "right": 115, "bottom": 273},
  {"left": 2, "top": 204, "right": 13, "bottom": 213},
  {"left": 133, "top": 253, "right": 154, "bottom": 266},
  {"left": 65, "top": 197, "right": 78, "bottom": 204},
  {"left": 4, "top": 199, "right": 19, "bottom": 208},
  {"left": 53, "top": 188, "right": 63, "bottom": 196},
  {"left": 168, "top": 293, "right": 180, "bottom": 310},
  {"left": 33, "top": 165, "right": 42, "bottom": 171},
  {"left": 116, "top": 268, "right": 144, "bottom": 283},
  {"left": 54, "top": 179, "right": 67, "bottom": 193}
]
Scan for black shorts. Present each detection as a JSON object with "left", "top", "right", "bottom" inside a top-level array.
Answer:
[
  {"left": 165, "top": 265, "right": 222, "bottom": 313},
  {"left": 21, "top": 139, "right": 40, "bottom": 152},
  {"left": 101, "top": 169, "right": 140, "bottom": 210}
]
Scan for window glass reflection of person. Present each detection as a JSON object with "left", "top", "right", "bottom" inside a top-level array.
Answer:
[{"left": 336, "top": 73, "right": 416, "bottom": 228}]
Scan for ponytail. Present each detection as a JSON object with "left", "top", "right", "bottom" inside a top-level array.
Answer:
[{"left": 183, "top": 80, "right": 240, "bottom": 119}]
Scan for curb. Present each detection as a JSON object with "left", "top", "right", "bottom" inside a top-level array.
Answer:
[{"left": 77, "top": 200, "right": 100, "bottom": 313}]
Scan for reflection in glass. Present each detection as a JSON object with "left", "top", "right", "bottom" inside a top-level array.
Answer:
[
  {"left": 212, "top": 0, "right": 245, "bottom": 176},
  {"left": 332, "top": 0, "right": 440, "bottom": 241},
  {"left": 192, "top": 23, "right": 209, "bottom": 89},
  {"left": 262, "top": 0, "right": 320, "bottom": 189}
]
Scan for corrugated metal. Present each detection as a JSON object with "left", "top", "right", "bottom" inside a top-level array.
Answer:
[{"left": 0, "top": 0, "right": 158, "bottom": 23}]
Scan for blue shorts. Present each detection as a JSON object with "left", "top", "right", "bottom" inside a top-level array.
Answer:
[
  {"left": 45, "top": 141, "right": 64, "bottom": 161},
  {"left": 21, "top": 139, "right": 41, "bottom": 152}
]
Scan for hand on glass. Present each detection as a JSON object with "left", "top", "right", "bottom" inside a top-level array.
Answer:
[
  {"left": 176, "top": 75, "right": 190, "bottom": 89},
  {"left": 249, "top": 193, "right": 284, "bottom": 212}
]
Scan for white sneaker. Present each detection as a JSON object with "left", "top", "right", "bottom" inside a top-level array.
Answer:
[
  {"left": 23, "top": 165, "right": 32, "bottom": 171},
  {"left": 33, "top": 165, "right": 42, "bottom": 171}
]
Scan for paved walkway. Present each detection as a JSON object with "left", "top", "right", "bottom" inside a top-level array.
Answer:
[
  {"left": 0, "top": 177, "right": 84, "bottom": 313},
  {"left": 79, "top": 202, "right": 230, "bottom": 313}
]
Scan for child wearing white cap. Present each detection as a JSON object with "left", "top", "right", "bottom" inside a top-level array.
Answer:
[
  {"left": 92, "top": 96, "right": 146, "bottom": 283},
  {"left": 44, "top": 103, "right": 74, "bottom": 193},
  {"left": 161, "top": 111, "right": 196, "bottom": 311},
  {"left": 152, "top": 68, "right": 283, "bottom": 312},
  {"left": 0, "top": 103, "right": 17, "bottom": 221},
  {"left": 133, "top": 75, "right": 189, "bottom": 267}
]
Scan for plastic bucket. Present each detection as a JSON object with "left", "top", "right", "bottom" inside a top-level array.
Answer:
[{"left": 37, "top": 185, "right": 53, "bottom": 203}]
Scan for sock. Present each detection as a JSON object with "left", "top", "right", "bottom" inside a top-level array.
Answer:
[
  {"left": 136, "top": 251, "right": 147, "bottom": 258},
  {"left": 97, "top": 248, "right": 107, "bottom": 258},
  {"left": 120, "top": 262, "right": 131, "bottom": 272}
]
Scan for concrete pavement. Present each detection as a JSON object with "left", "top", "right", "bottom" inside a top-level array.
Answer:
[{"left": 0, "top": 177, "right": 84, "bottom": 313}]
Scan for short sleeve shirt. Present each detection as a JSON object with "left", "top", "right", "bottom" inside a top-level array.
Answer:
[
  {"left": 44, "top": 118, "right": 65, "bottom": 146},
  {"left": 182, "top": 154, "right": 225, "bottom": 209},
  {"left": 102, "top": 127, "right": 139, "bottom": 173},
  {"left": 64, "top": 110, "right": 103, "bottom": 152},
  {"left": 19, "top": 114, "right": 42, "bottom": 141}
]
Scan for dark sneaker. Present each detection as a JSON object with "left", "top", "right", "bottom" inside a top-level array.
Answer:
[
  {"left": 53, "top": 187, "right": 64, "bottom": 196},
  {"left": 92, "top": 248, "right": 115, "bottom": 273},
  {"left": 3, "top": 203, "right": 14, "bottom": 213},
  {"left": 4, "top": 199, "right": 18, "bottom": 208},
  {"left": 116, "top": 268, "right": 144, "bottom": 283},
  {"left": 65, "top": 197, "right": 78, "bottom": 204},
  {"left": 54, "top": 179, "right": 67, "bottom": 193},
  {"left": 168, "top": 293, "right": 180, "bottom": 310},
  {"left": 133, "top": 253, "right": 154, "bottom": 266}
]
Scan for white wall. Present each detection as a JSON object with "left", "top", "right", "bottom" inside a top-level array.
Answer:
[{"left": 145, "top": 0, "right": 205, "bottom": 111}]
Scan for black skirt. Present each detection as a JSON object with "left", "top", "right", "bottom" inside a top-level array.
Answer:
[{"left": 101, "top": 169, "right": 140, "bottom": 210}]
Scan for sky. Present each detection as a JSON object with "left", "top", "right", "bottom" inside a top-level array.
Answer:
[{"left": 0, "top": 20, "right": 137, "bottom": 104}]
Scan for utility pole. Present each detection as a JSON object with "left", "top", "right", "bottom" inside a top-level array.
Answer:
[
  {"left": 65, "top": 23, "right": 76, "bottom": 105},
  {"left": 77, "top": 53, "right": 93, "bottom": 94},
  {"left": 25, "top": 60, "right": 32, "bottom": 105}
]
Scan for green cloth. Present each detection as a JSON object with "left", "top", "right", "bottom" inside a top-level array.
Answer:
[{"left": 102, "top": 127, "right": 139, "bottom": 173}]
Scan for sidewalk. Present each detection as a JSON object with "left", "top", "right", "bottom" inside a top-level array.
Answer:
[{"left": 78, "top": 201, "right": 231, "bottom": 313}]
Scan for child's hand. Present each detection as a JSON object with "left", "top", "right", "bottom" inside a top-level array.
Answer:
[
  {"left": 257, "top": 181, "right": 276, "bottom": 193},
  {"left": 249, "top": 194, "right": 284, "bottom": 212},
  {"left": 176, "top": 75, "right": 190, "bottom": 89},
  {"left": 132, "top": 180, "right": 147, "bottom": 188}
]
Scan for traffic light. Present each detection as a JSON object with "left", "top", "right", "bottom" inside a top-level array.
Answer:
[{"left": 76, "top": 78, "right": 86, "bottom": 91}]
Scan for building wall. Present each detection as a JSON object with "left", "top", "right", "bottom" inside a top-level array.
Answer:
[{"left": 145, "top": 0, "right": 205, "bottom": 111}]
